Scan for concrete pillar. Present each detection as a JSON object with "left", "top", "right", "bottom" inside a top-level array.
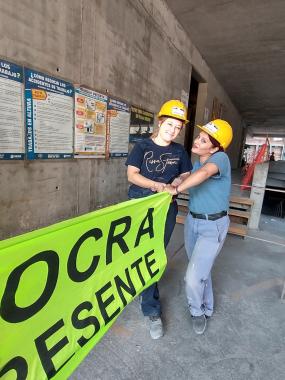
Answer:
[
  {"left": 195, "top": 83, "right": 208, "bottom": 125},
  {"left": 248, "top": 162, "right": 269, "bottom": 229}
]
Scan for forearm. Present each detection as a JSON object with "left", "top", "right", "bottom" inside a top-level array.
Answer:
[
  {"left": 171, "top": 172, "right": 190, "bottom": 187},
  {"left": 176, "top": 169, "right": 209, "bottom": 193},
  {"left": 127, "top": 171, "right": 159, "bottom": 190},
  {"left": 180, "top": 172, "right": 191, "bottom": 181}
]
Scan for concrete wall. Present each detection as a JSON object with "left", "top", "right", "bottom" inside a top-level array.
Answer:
[
  {"left": 203, "top": 74, "right": 244, "bottom": 166},
  {"left": 0, "top": 0, "right": 243, "bottom": 239}
]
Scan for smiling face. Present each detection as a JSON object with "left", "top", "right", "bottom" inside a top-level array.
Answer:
[
  {"left": 157, "top": 117, "right": 183, "bottom": 144},
  {"left": 191, "top": 131, "right": 219, "bottom": 160}
]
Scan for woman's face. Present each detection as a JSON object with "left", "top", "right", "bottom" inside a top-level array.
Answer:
[
  {"left": 192, "top": 131, "right": 217, "bottom": 156},
  {"left": 158, "top": 118, "right": 183, "bottom": 143}
]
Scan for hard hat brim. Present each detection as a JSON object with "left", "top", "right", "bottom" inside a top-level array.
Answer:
[
  {"left": 196, "top": 123, "right": 219, "bottom": 142},
  {"left": 158, "top": 113, "right": 189, "bottom": 124},
  {"left": 196, "top": 124, "right": 212, "bottom": 134}
]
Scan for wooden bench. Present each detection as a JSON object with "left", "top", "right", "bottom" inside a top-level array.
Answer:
[
  {"left": 228, "top": 196, "right": 254, "bottom": 237},
  {"left": 176, "top": 193, "right": 254, "bottom": 237}
]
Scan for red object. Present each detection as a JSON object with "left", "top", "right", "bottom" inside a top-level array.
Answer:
[{"left": 241, "top": 139, "right": 269, "bottom": 190}]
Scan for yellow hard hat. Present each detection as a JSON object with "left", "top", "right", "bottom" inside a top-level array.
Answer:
[
  {"left": 158, "top": 100, "right": 189, "bottom": 123},
  {"left": 197, "top": 119, "right": 233, "bottom": 149}
]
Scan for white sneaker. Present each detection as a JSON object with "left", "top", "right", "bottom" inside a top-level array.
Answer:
[{"left": 149, "top": 316, "right": 164, "bottom": 339}]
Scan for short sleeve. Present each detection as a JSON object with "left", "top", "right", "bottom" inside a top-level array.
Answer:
[
  {"left": 125, "top": 143, "right": 144, "bottom": 169},
  {"left": 207, "top": 152, "right": 229, "bottom": 177},
  {"left": 180, "top": 148, "right": 193, "bottom": 174}
]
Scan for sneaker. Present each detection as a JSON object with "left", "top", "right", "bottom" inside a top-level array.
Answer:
[
  {"left": 191, "top": 315, "right": 207, "bottom": 335},
  {"left": 149, "top": 316, "right": 163, "bottom": 339}
]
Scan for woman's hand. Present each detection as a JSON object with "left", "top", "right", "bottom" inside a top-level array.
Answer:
[
  {"left": 171, "top": 177, "right": 183, "bottom": 187},
  {"left": 163, "top": 184, "right": 177, "bottom": 195},
  {"left": 171, "top": 172, "right": 190, "bottom": 188}
]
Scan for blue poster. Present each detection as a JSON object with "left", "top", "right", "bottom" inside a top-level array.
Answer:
[
  {"left": 0, "top": 59, "right": 24, "bottom": 160},
  {"left": 24, "top": 68, "right": 74, "bottom": 159}
]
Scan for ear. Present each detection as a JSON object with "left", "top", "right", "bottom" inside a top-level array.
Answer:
[{"left": 210, "top": 147, "right": 219, "bottom": 154}]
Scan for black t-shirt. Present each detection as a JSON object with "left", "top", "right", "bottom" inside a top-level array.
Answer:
[{"left": 125, "top": 139, "right": 192, "bottom": 198}]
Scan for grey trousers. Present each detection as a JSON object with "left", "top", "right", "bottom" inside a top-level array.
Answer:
[{"left": 184, "top": 214, "right": 230, "bottom": 317}]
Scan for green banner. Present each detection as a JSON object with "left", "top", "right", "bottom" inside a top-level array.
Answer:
[{"left": 0, "top": 193, "right": 171, "bottom": 380}]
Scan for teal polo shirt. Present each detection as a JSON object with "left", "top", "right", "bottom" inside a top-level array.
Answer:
[{"left": 188, "top": 152, "right": 231, "bottom": 214}]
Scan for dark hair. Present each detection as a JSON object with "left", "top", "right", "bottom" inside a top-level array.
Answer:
[{"left": 208, "top": 134, "right": 224, "bottom": 152}]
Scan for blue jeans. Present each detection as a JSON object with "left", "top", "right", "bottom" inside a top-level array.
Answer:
[
  {"left": 141, "top": 201, "right": 178, "bottom": 317},
  {"left": 184, "top": 214, "right": 229, "bottom": 317}
]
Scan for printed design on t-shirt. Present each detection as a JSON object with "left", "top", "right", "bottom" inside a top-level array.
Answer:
[{"left": 144, "top": 150, "right": 179, "bottom": 173}]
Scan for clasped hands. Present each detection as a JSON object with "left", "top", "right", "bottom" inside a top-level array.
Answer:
[{"left": 151, "top": 177, "right": 182, "bottom": 195}]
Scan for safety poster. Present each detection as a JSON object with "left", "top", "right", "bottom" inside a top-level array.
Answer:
[
  {"left": 74, "top": 87, "right": 108, "bottom": 157},
  {"left": 107, "top": 97, "right": 130, "bottom": 157},
  {"left": 24, "top": 68, "right": 74, "bottom": 159},
  {"left": 0, "top": 59, "right": 24, "bottom": 159},
  {"left": 129, "top": 106, "right": 154, "bottom": 143}
]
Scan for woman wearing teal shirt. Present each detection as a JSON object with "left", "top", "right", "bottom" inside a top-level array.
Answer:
[{"left": 165, "top": 119, "right": 233, "bottom": 335}]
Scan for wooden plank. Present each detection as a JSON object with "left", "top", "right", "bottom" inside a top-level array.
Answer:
[
  {"left": 177, "top": 218, "right": 248, "bottom": 237},
  {"left": 228, "top": 209, "right": 250, "bottom": 219},
  {"left": 178, "top": 204, "right": 188, "bottom": 213},
  {"left": 176, "top": 195, "right": 189, "bottom": 202},
  {"left": 175, "top": 193, "right": 253, "bottom": 237},
  {"left": 178, "top": 190, "right": 189, "bottom": 196},
  {"left": 176, "top": 214, "right": 186, "bottom": 224},
  {"left": 178, "top": 208, "right": 250, "bottom": 221},
  {"left": 228, "top": 222, "right": 247, "bottom": 237},
  {"left": 178, "top": 207, "right": 250, "bottom": 219},
  {"left": 178, "top": 195, "right": 254, "bottom": 207},
  {"left": 229, "top": 203, "right": 251, "bottom": 211},
  {"left": 230, "top": 196, "right": 254, "bottom": 206},
  {"left": 176, "top": 199, "right": 189, "bottom": 206}
]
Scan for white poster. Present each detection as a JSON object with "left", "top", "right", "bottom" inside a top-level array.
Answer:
[
  {"left": 25, "top": 68, "right": 74, "bottom": 159},
  {"left": 0, "top": 59, "right": 24, "bottom": 159},
  {"left": 74, "top": 87, "right": 107, "bottom": 158},
  {"left": 107, "top": 97, "right": 130, "bottom": 157}
]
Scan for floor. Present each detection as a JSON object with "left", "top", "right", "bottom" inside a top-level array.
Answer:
[{"left": 70, "top": 215, "right": 285, "bottom": 380}]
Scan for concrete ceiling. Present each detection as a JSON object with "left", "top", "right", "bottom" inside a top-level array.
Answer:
[{"left": 165, "top": 0, "right": 285, "bottom": 136}]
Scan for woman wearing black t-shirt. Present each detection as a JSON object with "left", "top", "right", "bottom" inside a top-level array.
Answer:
[{"left": 126, "top": 99, "right": 192, "bottom": 339}]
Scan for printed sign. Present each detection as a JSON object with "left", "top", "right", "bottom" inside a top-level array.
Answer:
[
  {"left": 129, "top": 106, "right": 154, "bottom": 143},
  {"left": 24, "top": 68, "right": 74, "bottom": 159},
  {"left": 74, "top": 87, "right": 108, "bottom": 157},
  {"left": 0, "top": 193, "right": 171, "bottom": 380},
  {"left": 0, "top": 59, "right": 24, "bottom": 160},
  {"left": 107, "top": 97, "right": 130, "bottom": 158}
]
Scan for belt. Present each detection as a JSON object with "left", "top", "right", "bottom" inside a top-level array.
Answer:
[{"left": 190, "top": 210, "right": 227, "bottom": 221}]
